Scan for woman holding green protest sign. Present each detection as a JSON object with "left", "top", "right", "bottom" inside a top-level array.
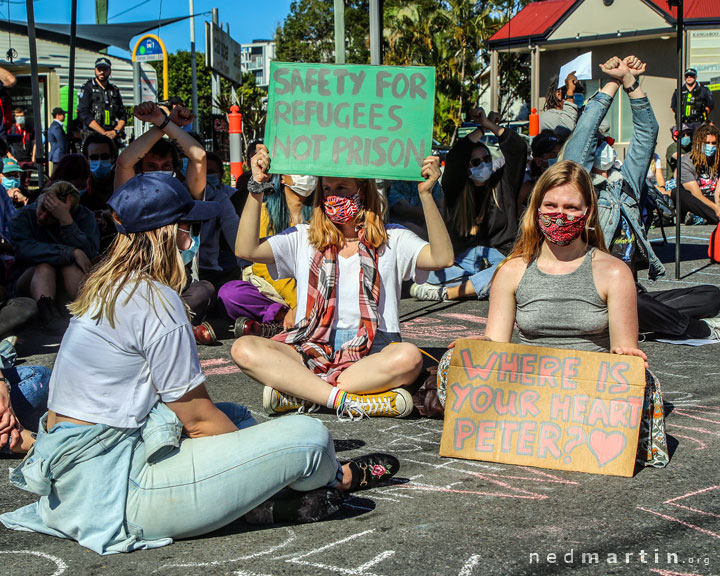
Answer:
[{"left": 231, "top": 144, "right": 453, "bottom": 420}]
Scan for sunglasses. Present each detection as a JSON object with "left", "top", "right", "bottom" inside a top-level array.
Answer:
[
  {"left": 88, "top": 153, "right": 112, "bottom": 161},
  {"left": 469, "top": 157, "right": 492, "bottom": 167}
]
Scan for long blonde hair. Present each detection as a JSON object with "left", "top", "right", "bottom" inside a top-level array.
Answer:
[
  {"left": 69, "top": 221, "right": 187, "bottom": 327},
  {"left": 503, "top": 160, "right": 607, "bottom": 265},
  {"left": 308, "top": 177, "right": 388, "bottom": 251}
]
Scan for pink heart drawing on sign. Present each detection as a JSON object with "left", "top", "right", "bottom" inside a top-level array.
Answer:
[{"left": 587, "top": 430, "right": 627, "bottom": 468}]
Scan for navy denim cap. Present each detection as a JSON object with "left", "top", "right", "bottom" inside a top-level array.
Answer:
[{"left": 108, "top": 173, "right": 221, "bottom": 235}]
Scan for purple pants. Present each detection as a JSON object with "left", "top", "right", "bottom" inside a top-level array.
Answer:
[{"left": 218, "top": 280, "right": 289, "bottom": 323}]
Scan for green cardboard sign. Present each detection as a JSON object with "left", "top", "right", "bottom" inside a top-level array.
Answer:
[{"left": 264, "top": 62, "right": 436, "bottom": 181}]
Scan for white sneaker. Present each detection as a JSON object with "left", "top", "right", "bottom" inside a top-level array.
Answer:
[
  {"left": 702, "top": 317, "right": 720, "bottom": 340},
  {"left": 410, "top": 283, "right": 446, "bottom": 302}
]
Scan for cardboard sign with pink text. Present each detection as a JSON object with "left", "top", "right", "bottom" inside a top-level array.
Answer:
[{"left": 439, "top": 340, "right": 645, "bottom": 477}]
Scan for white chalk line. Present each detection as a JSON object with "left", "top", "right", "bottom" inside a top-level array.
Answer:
[
  {"left": 0, "top": 550, "right": 67, "bottom": 576},
  {"left": 153, "top": 528, "right": 297, "bottom": 572},
  {"left": 458, "top": 554, "right": 482, "bottom": 576}
]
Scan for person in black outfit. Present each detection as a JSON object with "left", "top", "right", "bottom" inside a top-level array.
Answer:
[
  {"left": 670, "top": 68, "right": 714, "bottom": 132},
  {"left": 77, "top": 57, "right": 126, "bottom": 144},
  {"left": 410, "top": 108, "right": 527, "bottom": 301}
]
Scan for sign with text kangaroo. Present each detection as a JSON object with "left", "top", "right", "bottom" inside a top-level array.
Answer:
[
  {"left": 439, "top": 340, "right": 646, "bottom": 477},
  {"left": 264, "top": 62, "right": 435, "bottom": 181}
]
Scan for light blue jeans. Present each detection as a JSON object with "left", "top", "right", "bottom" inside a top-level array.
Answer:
[
  {"left": 1, "top": 364, "right": 51, "bottom": 454},
  {"left": 125, "top": 407, "right": 343, "bottom": 540},
  {"left": 425, "top": 245, "right": 505, "bottom": 299}
]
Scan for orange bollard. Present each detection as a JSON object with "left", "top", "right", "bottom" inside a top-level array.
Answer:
[
  {"left": 228, "top": 105, "right": 243, "bottom": 186},
  {"left": 529, "top": 107, "right": 539, "bottom": 137}
]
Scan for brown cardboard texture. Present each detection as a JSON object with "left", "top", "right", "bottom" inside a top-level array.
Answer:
[{"left": 439, "top": 340, "right": 645, "bottom": 477}]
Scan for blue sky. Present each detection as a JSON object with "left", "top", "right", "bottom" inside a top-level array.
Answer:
[{"left": 10, "top": 0, "right": 294, "bottom": 58}]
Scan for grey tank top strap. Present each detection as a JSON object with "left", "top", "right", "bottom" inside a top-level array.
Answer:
[{"left": 515, "top": 247, "right": 610, "bottom": 353}]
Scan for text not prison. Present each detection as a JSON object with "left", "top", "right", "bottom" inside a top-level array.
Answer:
[{"left": 272, "top": 67, "right": 430, "bottom": 99}]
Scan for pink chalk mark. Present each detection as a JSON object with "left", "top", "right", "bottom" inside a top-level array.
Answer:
[
  {"left": 649, "top": 570, "right": 705, "bottom": 576},
  {"left": 394, "top": 484, "right": 547, "bottom": 501},
  {"left": 637, "top": 506, "right": 720, "bottom": 540},
  {"left": 671, "top": 433, "right": 707, "bottom": 450},
  {"left": 668, "top": 424, "right": 720, "bottom": 437},
  {"left": 438, "top": 313, "right": 488, "bottom": 325},
  {"left": 204, "top": 366, "right": 242, "bottom": 376},
  {"left": 674, "top": 409, "right": 720, "bottom": 424},
  {"left": 663, "top": 486, "right": 720, "bottom": 519},
  {"left": 201, "top": 358, "right": 232, "bottom": 368}
]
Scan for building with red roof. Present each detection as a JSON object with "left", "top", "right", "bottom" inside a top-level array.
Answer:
[{"left": 486, "top": 0, "right": 720, "bottom": 155}]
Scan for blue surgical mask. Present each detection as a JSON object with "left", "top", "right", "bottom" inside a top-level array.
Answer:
[
  {"left": 680, "top": 136, "right": 691, "bottom": 147},
  {"left": 573, "top": 94, "right": 585, "bottom": 108},
  {"left": 207, "top": 174, "right": 220, "bottom": 187},
  {"left": 180, "top": 157, "right": 189, "bottom": 177},
  {"left": 181, "top": 230, "right": 200, "bottom": 266},
  {"left": 89, "top": 159, "right": 112, "bottom": 178},
  {"left": 547, "top": 157, "right": 558, "bottom": 167},
  {"left": 154, "top": 170, "right": 175, "bottom": 178},
  {"left": 2, "top": 177, "right": 19, "bottom": 189},
  {"left": 705, "top": 144, "right": 717, "bottom": 158}
]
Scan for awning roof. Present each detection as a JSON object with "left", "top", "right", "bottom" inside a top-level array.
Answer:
[
  {"left": 488, "top": 0, "right": 720, "bottom": 48},
  {"left": 488, "top": 0, "right": 577, "bottom": 46},
  {"left": 7, "top": 15, "right": 193, "bottom": 51}
]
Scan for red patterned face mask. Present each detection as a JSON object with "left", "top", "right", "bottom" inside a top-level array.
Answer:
[
  {"left": 537, "top": 210, "right": 588, "bottom": 246},
  {"left": 323, "top": 193, "right": 363, "bottom": 224}
]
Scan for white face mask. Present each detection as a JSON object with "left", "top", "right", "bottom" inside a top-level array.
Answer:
[
  {"left": 469, "top": 164, "right": 494, "bottom": 186},
  {"left": 593, "top": 142, "right": 617, "bottom": 172},
  {"left": 154, "top": 170, "right": 175, "bottom": 177},
  {"left": 287, "top": 174, "right": 318, "bottom": 197}
]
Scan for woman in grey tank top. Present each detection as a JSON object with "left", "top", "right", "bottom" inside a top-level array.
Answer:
[{"left": 481, "top": 160, "right": 647, "bottom": 365}]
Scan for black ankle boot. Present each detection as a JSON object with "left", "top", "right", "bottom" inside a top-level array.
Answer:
[{"left": 244, "top": 487, "right": 344, "bottom": 524}]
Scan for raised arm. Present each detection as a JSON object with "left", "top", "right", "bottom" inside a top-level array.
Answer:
[
  {"left": 114, "top": 102, "right": 166, "bottom": 189},
  {"left": 164, "top": 107, "right": 206, "bottom": 200},
  {"left": 415, "top": 155, "right": 453, "bottom": 270},
  {"left": 235, "top": 144, "right": 276, "bottom": 264},
  {"left": 618, "top": 56, "right": 659, "bottom": 200},
  {"left": 0, "top": 67, "right": 16, "bottom": 88}
]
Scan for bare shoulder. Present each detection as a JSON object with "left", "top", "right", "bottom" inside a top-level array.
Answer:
[
  {"left": 494, "top": 257, "right": 528, "bottom": 292},
  {"left": 591, "top": 250, "right": 632, "bottom": 279},
  {"left": 591, "top": 250, "right": 634, "bottom": 298}
]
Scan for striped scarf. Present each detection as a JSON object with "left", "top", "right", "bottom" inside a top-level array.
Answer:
[{"left": 272, "top": 230, "right": 380, "bottom": 385}]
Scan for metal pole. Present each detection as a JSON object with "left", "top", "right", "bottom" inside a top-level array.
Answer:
[
  {"left": 369, "top": 0, "right": 382, "bottom": 65},
  {"left": 26, "top": 0, "right": 45, "bottom": 188},
  {"left": 66, "top": 0, "right": 77, "bottom": 146},
  {"left": 132, "top": 61, "right": 143, "bottom": 136},
  {"left": 189, "top": 0, "right": 199, "bottom": 132},
  {"left": 333, "top": 0, "right": 345, "bottom": 64},
  {"left": 674, "top": 0, "right": 683, "bottom": 280},
  {"left": 211, "top": 8, "right": 220, "bottom": 116}
]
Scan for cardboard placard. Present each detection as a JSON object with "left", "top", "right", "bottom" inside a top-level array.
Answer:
[
  {"left": 264, "top": 62, "right": 435, "bottom": 181},
  {"left": 439, "top": 340, "right": 646, "bottom": 477}
]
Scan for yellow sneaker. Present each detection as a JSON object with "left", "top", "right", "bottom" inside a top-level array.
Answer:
[
  {"left": 263, "top": 386, "right": 319, "bottom": 415},
  {"left": 338, "top": 388, "right": 414, "bottom": 420}
]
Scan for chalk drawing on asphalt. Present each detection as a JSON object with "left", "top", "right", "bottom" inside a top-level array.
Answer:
[{"left": 0, "top": 550, "right": 67, "bottom": 576}]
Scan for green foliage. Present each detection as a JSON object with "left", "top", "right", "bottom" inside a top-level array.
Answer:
[{"left": 275, "top": 0, "right": 531, "bottom": 146}]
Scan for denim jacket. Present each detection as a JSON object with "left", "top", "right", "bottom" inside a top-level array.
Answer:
[
  {"left": 562, "top": 92, "right": 665, "bottom": 280},
  {"left": 0, "top": 403, "right": 182, "bottom": 554}
]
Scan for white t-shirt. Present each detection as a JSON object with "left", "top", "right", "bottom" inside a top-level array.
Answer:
[
  {"left": 267, "top": 224, "right": 428, "bottom": 333},
  {"left": 48, "top": 280, "right": 205, "bottom": 428}
]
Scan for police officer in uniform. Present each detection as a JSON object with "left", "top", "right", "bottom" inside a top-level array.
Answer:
[
  {"left": 77, "top": 57, "right": 126, "bottom": 145},
  {"left": 671, "top": 67, "right": 715, "bottom": 132}
]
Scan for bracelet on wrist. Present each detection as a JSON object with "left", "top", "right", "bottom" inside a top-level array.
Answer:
[
  {"left": 623, "top": 79, "right": 640, "bottom": 94},
  {"left": 157, "top": 114, "right": 171, "bottom": 131},
  {"left": 248, "top": 178, "right": 274, "bottom": 196}
]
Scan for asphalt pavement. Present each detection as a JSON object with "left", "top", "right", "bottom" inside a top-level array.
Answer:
[{"left": 1, "top": 225, "right": 719, "bottom": 576}]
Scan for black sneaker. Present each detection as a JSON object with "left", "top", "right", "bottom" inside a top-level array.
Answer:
[
  {"left": 345, "top": 453, "right": 400, "bottom": 492},
  {"left": 233, "top": 316, "right": 284, "bottom": 339},
  {"left": 243, "top": 487, "right": 344, "bottom": 524}
]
